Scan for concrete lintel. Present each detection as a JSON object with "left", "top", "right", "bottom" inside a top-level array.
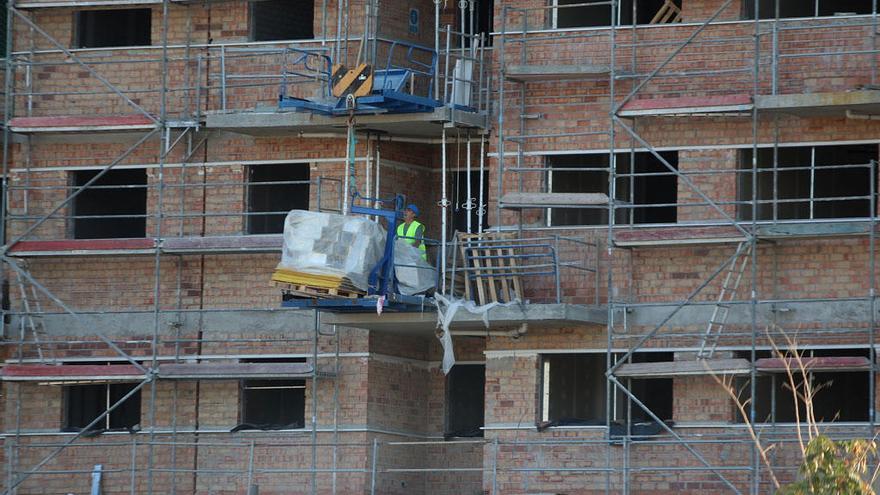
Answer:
[
  {"left": 623, "top": 299, "right": 877, "bottom": 328},
  {"left": 325, "top": 303, "right": 607, "bottom": 336},
  {"left": 504, "top": 64, "right": 612, "bottom": 82},
  {"left": 206, "top": 106, "right": 487, "bottom": 138},
  {"left": 16, "top": 0, "right": 161, "bottom": 8},
  {"left": 755, "top": 90, "right": 880, "bottom": 117},
  {"left": 7, "top": 308, "right": 321, "bottom": 337}
]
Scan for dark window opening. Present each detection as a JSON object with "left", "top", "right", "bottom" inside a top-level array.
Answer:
[
  {"left": 735, "top": 349, "right": 870, "bottom": 423},
  {"left": 541, "top": 353, "right": 673, "bottom": 424},
  {"left": 250, "top": 0, "right": 314, "bottom": 41},
  {"left": 554, "top": 0, "right": 681, "bottom": 28},
  {"left": 445, "top": 364, "right": 485, "bottom": 437},
  {"left": 64, "top": 383, "right": 141, "bottom": 431},
  {"left": 76, "top": 9, "right": 151, "bottom": 48},
  {"left": 744, "top": 0, "right": 873, "bottom": 19},
  {"left": 548, "top": 151, "right": 678, "bottom": 226},
  {"left": 240, "top": 358, "right": 306, "bottom": 429},
  {"left": 737, "top": 144, "right": 877, "bottom": 221},
  {"left": 461, "top": 0, "right": 494, "bottom": 47},
  {"left": 72, "top": 169, "right": 147, "bottom": 239},
  {"left": 0, "top": 8, "right": 7, "bottom": 56},
  {"left": 247, "top": 163, "right": 310, "bottom": 235},
  {"left": 452, "top": 171, "right": 491, "bottom": 234}
]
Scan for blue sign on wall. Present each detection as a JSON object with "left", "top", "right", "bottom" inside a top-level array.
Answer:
[{"left": 409, "top": 8, "right": 420, "bottom": 35}]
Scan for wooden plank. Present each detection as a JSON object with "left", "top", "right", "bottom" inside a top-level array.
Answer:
[
  {"left": 495, "top": 242, "right": 511, "bottom": 302},
  {"left": 501, "top": 192, "right": 609, "bottom": 208},
  {"left": 457, "top": 235, "right": 472, "bottom": 301},
  {"left": 615, "top": 359, "right": 751, "bottom": 378},
  {"left": 1, "top": 364, "right": 144, "bottom": 382},
  {"left": 504, "top": 64, "right": 612, "bottom": 82},
  {"left": 9, "top": 238, "right": 155, "bottom": 255},
  {"left": 614, "top": 225, "right": 745, "bottom": 247},
  {"left": 618, "top": 94, "right": 753, "bottom": 117},
  {"left": 508, "top": 245, "right": 524, "bottom": 301},
  {"left": 756, "top": 356, "right": 871, "bottom": 373},
  {"left": 163, "top": 235, "right": 282, "bottom": 253},
  {"left": 650, "top": 0, "right": 672, "bottom": 23},
  {"left": 481, "top": 238, "right": 499, "bottom": 303},
  {"left": 8, "top": 114, "right": 155, "bottom": 132},
  {"left": 277, "top": 284, "right": 363, "bottom": 299},
  {"left": 463, "top": 236, "right": 488, "bottom": 305},
  {"left": 160, "top": 362, "right": 313, "bottom": 379}
]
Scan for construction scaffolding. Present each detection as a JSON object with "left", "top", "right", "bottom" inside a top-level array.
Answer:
[
  {"left": 492, "top": 0, "right": 880, "bottom": 493},
  {"left": 2, "top": 0, "right": 880, "bottom": 493}
]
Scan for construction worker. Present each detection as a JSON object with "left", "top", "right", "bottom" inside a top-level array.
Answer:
[{"left": 397, "top": 204, "right": 427, "bottom": 261}]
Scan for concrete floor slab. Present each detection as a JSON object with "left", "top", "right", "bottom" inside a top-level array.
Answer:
[
  {"left": 755, "top": 90, "right": 880, "bottom": 117},
  {"left": 324, "top": 303, "right": 607, "bottom": 336},
  {"left": 206, "top": 106, "right": 487, "bottom": 138}
]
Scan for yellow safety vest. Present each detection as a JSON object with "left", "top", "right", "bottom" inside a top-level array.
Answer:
[{"left": 396, "top": 221, "right": 427, "bottom": 260}]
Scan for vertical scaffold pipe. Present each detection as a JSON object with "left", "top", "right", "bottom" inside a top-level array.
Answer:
[
  {"left": 434, "top": 0, "right": 441, "bottom": 99},
  {"left": 342, "top": 115, "right": 356, "bottom": 214},
  {"left": 441, "top": 128, "right": 448, "bottom": 294},
  {"left": 478, "top": 134, "right": 485, "bottom": 233},
  {"left": 466, "top": 132, "right": 472, "bottom": 233}
]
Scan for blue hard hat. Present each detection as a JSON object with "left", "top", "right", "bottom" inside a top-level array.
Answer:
[{"left": 405, "top": 204, "right": 420, "bottom": 216}]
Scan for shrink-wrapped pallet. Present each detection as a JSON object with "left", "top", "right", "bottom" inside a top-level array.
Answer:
[
  {"left": 277, "top": 210, "right": 386, "bottom": 291},
  {"left": 393, "top": 239, "right": 436, "bottom": 296}
]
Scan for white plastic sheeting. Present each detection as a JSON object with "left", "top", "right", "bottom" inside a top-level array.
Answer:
[
  {"left": 278, "top": 210, "right": 386, "bottom": 291},
  {"left": 434, "top": 294, "right": 522, "bottom": 375},
  {"left": 393, "top": 239, "right": 436, "bottom": 296}
]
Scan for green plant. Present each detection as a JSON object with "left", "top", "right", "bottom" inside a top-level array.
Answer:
[
  {"left": 708, "top": 329, "right": 879, "bottom": 494},
  {"left": 779, "top": 435, "right": 876, "bottom": 495}
]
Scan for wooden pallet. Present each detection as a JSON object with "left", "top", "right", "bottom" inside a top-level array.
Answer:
[
  {"left": 276, "top": 282, "right": 364, "bottom": 299},
  {"left": 650, "top": 0, "right": 682, "bottom": 24},
  {"left": 271, "top": 268, "right": 364, "bottom": 299},
  {"left": 457, "top": 232, "right": 523, "bottom": 305}
]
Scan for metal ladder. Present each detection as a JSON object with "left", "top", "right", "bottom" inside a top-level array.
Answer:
[
  {"left": 14, "top": 269, "right": 50, "bottom": 362},
  {"left": 697, "top": 241, "right": 752, "bottom": 359}
]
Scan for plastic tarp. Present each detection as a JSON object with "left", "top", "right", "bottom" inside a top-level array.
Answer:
[
  {"left": 393, "top": 239, "right": 436, "bottom": 296},
  {"left": 278, "top": 210, "right": 386, "bottom": 291},
  {"left": 434, "top": 294, "right": 521, "bottom": 374}
]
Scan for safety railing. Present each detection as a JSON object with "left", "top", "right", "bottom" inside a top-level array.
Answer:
[
  {"left": 438, "top": 27, "right": 491, "bottom": 117},
  {"left": 5, "top": 175, "right": 343, "bottom": 242},
  {"left": 497, "top": 154, "right": 877, "bottom": 230},
  {"left": 4, "top": 431, "right": 864, "bottom": 494},
  {"left": 446, "top": 233, "right": 600, "bottom": 305}
]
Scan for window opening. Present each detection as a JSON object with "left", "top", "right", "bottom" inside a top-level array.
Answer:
[
  {"left": 75, "top": 9, "right": 151, "bottom": 48},
  {"left": 239, "top": 358, "right": 307, "bottom": 430},
  {"left": 72, "top": 169, "right": 147, "bottom": 239},
  {"left": 250, "top": 0, "right": 315, "bottom": 41},
  {"left": 744, "top": 0, "right": 873, "bottom": 19},
  {"left": 476, "top": 0, "right": 494, "bottom": 46},
  {"left": 737, "top": 144, "right": 877, "bottom": 221},
  {"left": 445, "top": 364, "right": 485, "bottom": 437},
  {"left": 547, "top": 151, "right": 677, "bottom": 226},
  {"left": 452, "top": 171, "right": 491, "bottom": 234},
  {"left": 553, "top": 0, "right": 681, "bottom": 28},
  {"left": 246, "top": 163, "right": 310, "bottom": 235},
  {"left": 64, "top": 382, "right": 141, "bottom": 432},
  {"left": 541, "top": 352, "right": 673, "bottom": 425},
  {"left": 735, "top": 349, "right": 870, "bottom": 423}
]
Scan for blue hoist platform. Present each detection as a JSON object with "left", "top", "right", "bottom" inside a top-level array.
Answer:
[
  {"left": 277, "top": 41, "right": 443, "bottom": 116},
  {"left": 281, "top": 194, "right": 432, "bottom": 313}
]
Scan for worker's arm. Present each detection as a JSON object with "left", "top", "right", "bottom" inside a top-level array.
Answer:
[{"left": 413, "top": 225, "right": 425, "bottom": 248}]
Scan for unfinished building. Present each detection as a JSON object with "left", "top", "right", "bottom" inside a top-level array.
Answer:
[{"left": 0, "top": 0, "right": 879, "bottom": 493}]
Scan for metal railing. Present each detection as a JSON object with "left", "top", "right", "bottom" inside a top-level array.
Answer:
[
  {"left": 5, "top": 175, "right": 343, "bottom": 241},
  {"left": 4, "top": 431, "right": 868, "bottom": 494},
  {"left": 447, "top": 233, "right": 600, "bottom": 305}
]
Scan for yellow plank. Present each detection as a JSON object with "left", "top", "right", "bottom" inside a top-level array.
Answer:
[{"left": 271, "top": 269, "right": 344, "bottom": 289}]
